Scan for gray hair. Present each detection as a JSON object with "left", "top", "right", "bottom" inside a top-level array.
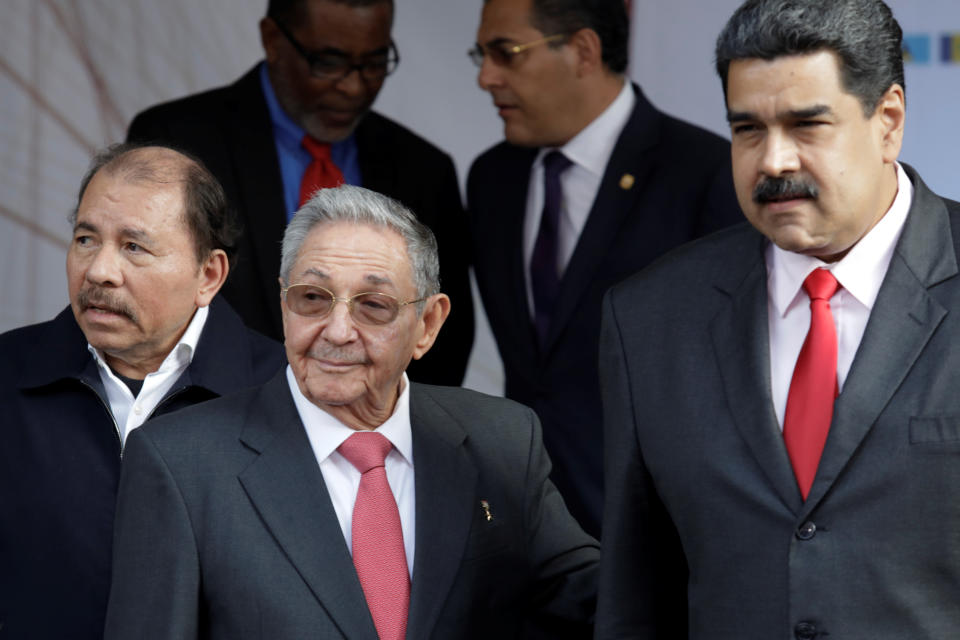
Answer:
[
  {"left": 280, "top": 185, "right": 441, "bottom": 307},
  {"left": 715, "top": 0, "right": 905, "bottom": 116}
]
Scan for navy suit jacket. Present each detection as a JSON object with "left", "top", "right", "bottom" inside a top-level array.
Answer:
[
  {"left": 104, "top": 374, "right": 599, "bottom": 639},
  {"left": 127, "top": 64, "right": 473, "bottom": 386},
  {"left": 597, "top": 166, "right": 960, "bottom": 639},
  {"left": 0, "top": 298, "right": 284, "bottom": 640},
  {"left": 467, "top": 86, "right": 743, "bottom": 535}
]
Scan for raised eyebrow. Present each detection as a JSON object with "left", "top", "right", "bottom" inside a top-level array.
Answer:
[
  {"left": 364, "top": 274, "right": 394, "bottom": 287},
  {"left": 73, "top": 221, "right": 98, "bottom": 234},
  {"left": 300, "top": 267, "right": 330, "bottom": 281},
  {"left": 119, "top": 227, "right": 154, "bottom": 246}
]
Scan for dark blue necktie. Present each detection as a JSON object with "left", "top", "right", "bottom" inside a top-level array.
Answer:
[{"left": 530, "top": 150, "right": 573, "bottom": 347}]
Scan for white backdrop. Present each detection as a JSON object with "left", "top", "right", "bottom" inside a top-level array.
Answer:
[{"left": 3, "top": 1, "right": 958, "bottom": 394}]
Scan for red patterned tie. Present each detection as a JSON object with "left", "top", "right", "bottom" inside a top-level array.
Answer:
[
  {"left": 338, "top": 432, "right": 409, "bottom": 640},
  {"left": 299, "top": 135, "right": 344, "bottom": 207},
  {"left": 783, "top": 268, "right": 841, "bottom": 500}
]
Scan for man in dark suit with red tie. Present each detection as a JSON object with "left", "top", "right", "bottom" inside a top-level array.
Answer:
[
  {"left": 597, "top": 1, "right": 960, "bottom": 637},
  {"left": 127, "top": 0, "right": 473, "bottom": 386}
]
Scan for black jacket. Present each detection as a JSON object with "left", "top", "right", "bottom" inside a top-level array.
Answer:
[{"left": 0, "top": 298, "right": 285, "bottom": 639}]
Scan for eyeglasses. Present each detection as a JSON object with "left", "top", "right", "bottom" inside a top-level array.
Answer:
[
  {"left": 282, "top": 284, "right": 424, "bottom": 326},
  {"left": 467, "top": 34, "right": 566, "bottom": 67},
  {"left": 273, "top": 19, "right": 400, "bottom": 81}
]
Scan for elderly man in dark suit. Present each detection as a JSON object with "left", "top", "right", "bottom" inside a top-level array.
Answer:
[
  {"left": 467, "top": 0, "right": 742, "bottom": 536},
  {"left": 0, "top": 144, "right": 284, "bottom": 640},
  {"left": 127, "top": 0, "right": 473, "bottom": 386},
  {"left": 598, "top": 1, "right": 960, "bottom": 638},
  {"left": 104, "top": 185, "right": 599, "bottom": 640}
]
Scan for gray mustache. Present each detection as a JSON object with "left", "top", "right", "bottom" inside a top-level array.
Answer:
[{"left": 77, "top": 288, "right": 137, "bottom": 323}]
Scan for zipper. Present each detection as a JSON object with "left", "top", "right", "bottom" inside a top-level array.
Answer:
[{"left": 78, "top": 378, "right": 123, "bottom": 459}]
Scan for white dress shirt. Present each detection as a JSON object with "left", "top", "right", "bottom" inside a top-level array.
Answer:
[
  {"left": 767, "top": 163, "right": 913, "bottom": 428},
  {"left": 90, "top": 304, "right": 209, "bottom": 446},
  {"left": 288, "top": 365, "right": 416, "bottom": 576},
  {"left": 523, "top": 79, "right": 635, "bottom": 315}
]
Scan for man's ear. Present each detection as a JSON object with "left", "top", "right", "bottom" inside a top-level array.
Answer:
[
  {"left": 876, "top": 83, "right": 905, "bottom": 164},
  {"left": 194, "top": 249, "right": 229, "bottom": 308},
  {"left": 260, "top": 17, "right": 282, "bottom": 64},
  {"left": 567, "top": 28, "right": 604, "bottom": 78},
  {"left": 411, "top": 294, "right": 451, "bottom": 360}
]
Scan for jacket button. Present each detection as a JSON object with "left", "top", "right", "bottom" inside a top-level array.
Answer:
[
  {"left": 795, "top": 621, "right": 819, "bottom": 639},
  {"left": 796, "top": 521, "right": 817, "bottom": 540}
]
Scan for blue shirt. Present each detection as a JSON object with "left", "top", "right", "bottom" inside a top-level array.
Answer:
[{"left": 259, "top": 63, "right": 362, "bottom": 220}]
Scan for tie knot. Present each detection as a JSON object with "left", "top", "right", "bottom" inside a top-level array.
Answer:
[
  {"left": 302, "top": 135, "right": 333, "bottom": 161},
  {"left": 338, "top": 432, "right": 393, "bottom": 473},
  {"left": 543, "top": 150, "right": 573, "bottom": 179},
  {"left": 803, "top": 268, "right": 839, "bottom": 301}
]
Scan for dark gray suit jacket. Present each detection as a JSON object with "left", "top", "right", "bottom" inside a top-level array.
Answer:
[
  {"left": 104, "top": 372, "right": 598, "bottom": 639},
  {"left": 597, "top": 166, "right": 960, "bottom": 639}
]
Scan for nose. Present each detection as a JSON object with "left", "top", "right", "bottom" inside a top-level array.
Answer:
[
  {"left": 477, "top": 54, "right": 501, "bottom": 91},
  {"left": 84, "top": 245, "right": 123, "bottom": 287},
  {"left": 320, "top": 300, "right": 359, "bottom": 345},
  {"left": 759, "top": 129, "right": 800, "bottom": 177},
  {"left": 334, "top": 67, "right": 366, "bottom": 99}
]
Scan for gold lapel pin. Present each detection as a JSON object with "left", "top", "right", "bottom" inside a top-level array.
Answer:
[
  {"left": 480, "top": 500, "right": 493, "bottom": 522},
  {"left": 619, "top": 173, "right": 635, "bottom": 190}
]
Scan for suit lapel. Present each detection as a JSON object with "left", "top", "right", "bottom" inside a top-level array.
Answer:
[
  {"left": 225, "top": 70, "right": 288, "bottom": 336},
  {"left": 237, "top": 373, "right": 378, "bottom": 640},
  {"left": 802, "top": 167, "right": 957, "bottom": 513},
  {"left": 545, "top": 87, "right": 659, "bottom": 353},
  {"left": 405, "top": 386, "right": 477, "bottom": 640},
  {"left": 711, "top": 232, "right": 804, "bottom": 513}
]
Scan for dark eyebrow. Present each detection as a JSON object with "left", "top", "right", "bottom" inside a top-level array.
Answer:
[
  {"left": 482, "top": 37, "right": 515, "bottom": 49},
  {"left": 74, "top": 221, "right": 97, "bottom": 233},
  {"left": 309, "top": 45, "right": 391, "bottom": 58},
  {"left": 727, "top": 104, "right": 832, "bottom": 124}
]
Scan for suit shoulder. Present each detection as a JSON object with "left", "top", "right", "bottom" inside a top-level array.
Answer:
[
  {"left": 412, "top": 384, "right": 536, "bottom": 433},
  {"left": 360, "top": 112, "right": 453, "bottom": 164},
  {"left": 138, "top": 383, "right": 264, "bottom": 447},
  {"left": 611, "top": 221, "right": 760, "bottom": 300},
  {"left": 129, "top": 84, "right": 233, "bottom": 136}
]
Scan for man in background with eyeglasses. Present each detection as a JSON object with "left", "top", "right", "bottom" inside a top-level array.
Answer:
[
  {"left": 104, "top": 185, "right": 599, "bottom": 640},
  {"left": 466, "top": 0, "right": 743, "bottom": 537},
  {"left": 127, "top": 0, "right": 474, "bottom": 388}
]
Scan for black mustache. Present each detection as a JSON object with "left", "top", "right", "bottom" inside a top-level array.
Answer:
[
  {"left": 753, "top": 176, "right": 819, "bottom": 203},
  {"left": 77, "top": 288, "right": 137, "bottom": 323}
]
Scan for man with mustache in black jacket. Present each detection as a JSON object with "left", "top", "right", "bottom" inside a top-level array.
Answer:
[{"left": 0, "top": 143, "right": 285, "bottom": 640}]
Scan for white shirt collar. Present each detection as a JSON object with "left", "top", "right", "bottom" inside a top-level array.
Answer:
[
  {"left": 87, "top": 304, "right": 208, "bottom": 376},
  {"left": 768, "top": 162, "right": 913, "bottom": 316},
  {"left": 286, "top": 365, "right": 414, "bottom": 466},
  {"left": 535, "top": 78, "right": 634, "bottom": 176}
]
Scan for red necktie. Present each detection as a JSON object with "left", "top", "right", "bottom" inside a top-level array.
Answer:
[
  {"left": 338, "top": 432, "right": 409, "bottom": 640},
  {"left": 299, "top": 136, "right": 344, "bottom": 207},
  {"left": 783, "top": 268, "right": 841, "bottom": 500}
]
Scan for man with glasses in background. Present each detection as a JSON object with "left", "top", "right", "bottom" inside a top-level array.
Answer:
[
  {"left": 128, "top": 0, "right": 474, "bottom": 387},
  {"left": 466, "top": 0, "right": 743, "bottom": 537},
  {"left": 104, "top": 185, "right": 599, "bottom": 640}
]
